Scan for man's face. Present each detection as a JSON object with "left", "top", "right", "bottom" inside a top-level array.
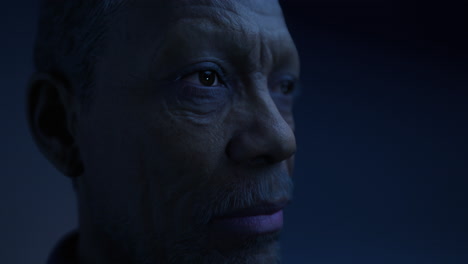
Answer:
[{"left": 75, "top": 0, "right": 299, "bottom": 263}]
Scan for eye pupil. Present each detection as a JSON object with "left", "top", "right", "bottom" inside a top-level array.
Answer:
[
  {"left": 199, "top": 71, "right": 216, "bottom": 86},
  {"left": 280, "top": 80, "right": 294, "bottom": 94}
]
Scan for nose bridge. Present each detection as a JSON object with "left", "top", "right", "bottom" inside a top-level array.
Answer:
[
  {"left": 246, "top": 73, "right": 284, "bottom": 126},
  {"left": 253, "top": 89, "right": 290, "bottom": 137},
  {"left": 226, "top": 76, "right": 297, "bottom": 166},
  {"left": 246, "top": 85, "right": 297, "bottom": 161}
]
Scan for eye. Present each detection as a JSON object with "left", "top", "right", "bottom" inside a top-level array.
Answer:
[
  {"left": 182, "top": 70, "right": 222, "bottom": 87},
  {"left": 279, "top": 80, "right": 295, "bottom": 95}
]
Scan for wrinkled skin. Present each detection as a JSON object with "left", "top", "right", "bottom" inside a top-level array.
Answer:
[{"left": 30, "top": 0, "right": 300, "bottom": 263}]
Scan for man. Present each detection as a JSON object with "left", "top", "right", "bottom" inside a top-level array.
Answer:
[{"left": 27, "top": 0, "right": 300, "bottom": 263}]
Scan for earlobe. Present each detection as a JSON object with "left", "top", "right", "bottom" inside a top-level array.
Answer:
[{"left": 26, "top": 72, "right": 84, "bottom": 178}]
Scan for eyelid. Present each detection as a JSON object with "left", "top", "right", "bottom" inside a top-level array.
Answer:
[
  {"left": 271, "top": 74, "right": 301, "bottom": 96},
  {"left": 175, "top": 62, "right": 227, "bottom": 85},
  {"left": 271, "top": 72, "right": 298, "bottom": 84}
]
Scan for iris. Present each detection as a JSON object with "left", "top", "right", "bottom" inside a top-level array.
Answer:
[{"left": 199, "top": 70, "right": 217, "bottom": 86}]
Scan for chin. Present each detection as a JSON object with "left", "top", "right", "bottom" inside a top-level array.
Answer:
[{"left": 164, "top": 230, "right": 282, "bottom": 264}]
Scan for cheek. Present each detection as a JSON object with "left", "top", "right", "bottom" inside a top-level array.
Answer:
[
  {"left": 77, "top": 88, "right": 230, "bottom": 233},
  {"left": 134, "top": 110, "right": 229, "bottom": 228},
  {"left": 145, "top": 116, "right": 227, "bottom": 194}
]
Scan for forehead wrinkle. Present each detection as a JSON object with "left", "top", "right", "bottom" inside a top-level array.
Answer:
[
  {"left": 167, "top": 0, "right": 282, "bottom": 20},
  {"left": 170, "top": 3, "right": 255, "bottom": 35},
  {"left": 236, "top": 31, "right": 271, "bottom": 76},
  {"left": 192, "top": 11, "right": 290, "bottom": 74},
  {"left": 135, "top": 0, "right": 298, "bottom": 81},
  {"left": 236, "top": 28, "right": 298, "bottom": 77},
  {"left": 163, "top": 0, "right": 288, "bottom": 37},
  {"left": 150, "top": 8, "right": 265, "bottom": 60},
  {"left": 126, "top": 0, "right": 253, "bottom": 36},
  {"left": 168, "top": 18, "right": 284, "bottom": 76}
]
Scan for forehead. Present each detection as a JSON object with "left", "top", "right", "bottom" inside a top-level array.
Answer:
[
  {"left": 164, "top": 0, "right": 285, "bottom": 26},
  {"left": 116, "top": 0, "right": 286, "bottom": 34},
  {"left": 99, "top": 0, "right": 299, "bottom": 84},
  {"left": 131, "top": 0, "right": 284, "bottom": 20}
]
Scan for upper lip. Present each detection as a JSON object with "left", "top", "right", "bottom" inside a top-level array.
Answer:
[{"left": 215, "top": 199, "right": 290, "bottom": 219}]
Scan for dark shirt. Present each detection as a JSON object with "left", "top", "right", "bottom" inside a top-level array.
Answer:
[{"left": 47, "top": 230, "right": 79, "bottom": 264}]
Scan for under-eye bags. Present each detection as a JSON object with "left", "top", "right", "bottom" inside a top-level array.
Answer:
[
  {"left": 171, "top": 62, "right": 230, "bottom": 114},
  {"left": 177, "top": 83, "right": 229, "bottom": 102}
]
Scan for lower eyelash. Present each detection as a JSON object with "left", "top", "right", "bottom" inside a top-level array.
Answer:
[{"left": 179, "top": 84, "right": 227, "bottom": 100}]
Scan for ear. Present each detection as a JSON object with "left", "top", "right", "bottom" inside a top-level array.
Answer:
[{"left": 26, "top": 72, "right": 84, "bottom": 178}]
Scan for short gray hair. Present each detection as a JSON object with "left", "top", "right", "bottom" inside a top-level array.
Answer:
[{"left": 33, "top": 0, "right": 127, "bottom": 110}]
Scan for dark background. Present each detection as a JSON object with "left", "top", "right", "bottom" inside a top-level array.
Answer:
[{"left": 1, "top": 1, "right": 467, "bottom": 263}]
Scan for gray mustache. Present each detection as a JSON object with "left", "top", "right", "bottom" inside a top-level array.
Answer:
[{"left": 192, "top": 169, "right": 294, "bottom": 226}]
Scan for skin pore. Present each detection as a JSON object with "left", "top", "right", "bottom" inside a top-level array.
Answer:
[{"left": 30, "top": 0, "right": 300, "bottom": 263}]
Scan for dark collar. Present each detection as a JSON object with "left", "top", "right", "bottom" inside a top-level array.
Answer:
[{"left": 47, "top": 230, "right": 79, "bottom": 264}]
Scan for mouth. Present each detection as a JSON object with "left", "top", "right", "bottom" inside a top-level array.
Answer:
[{"left": 209, "top": 199, "right": 289, "bottom": 237}]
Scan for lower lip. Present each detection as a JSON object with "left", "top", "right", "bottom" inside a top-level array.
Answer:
[{"left": 211, "top": 210, "right": 283, "bottom": 236}]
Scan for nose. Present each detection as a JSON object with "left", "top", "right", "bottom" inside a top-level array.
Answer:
[{"left": 226, "top": 91, "right": 296, "bottom": 167}]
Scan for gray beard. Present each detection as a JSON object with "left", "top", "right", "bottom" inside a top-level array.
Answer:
[
  {"left": 165, "top": 232, "right": 282, "bottom": 264},
  {"left": 131, "top": 230, "right": 282, "bottom": 264},
  {"left": 100, "top": 167, "right": 292, "bottom": 264}
]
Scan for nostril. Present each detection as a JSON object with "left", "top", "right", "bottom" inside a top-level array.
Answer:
[{"left": 248, "top": 155, "right": 275, "bottom": 167}]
